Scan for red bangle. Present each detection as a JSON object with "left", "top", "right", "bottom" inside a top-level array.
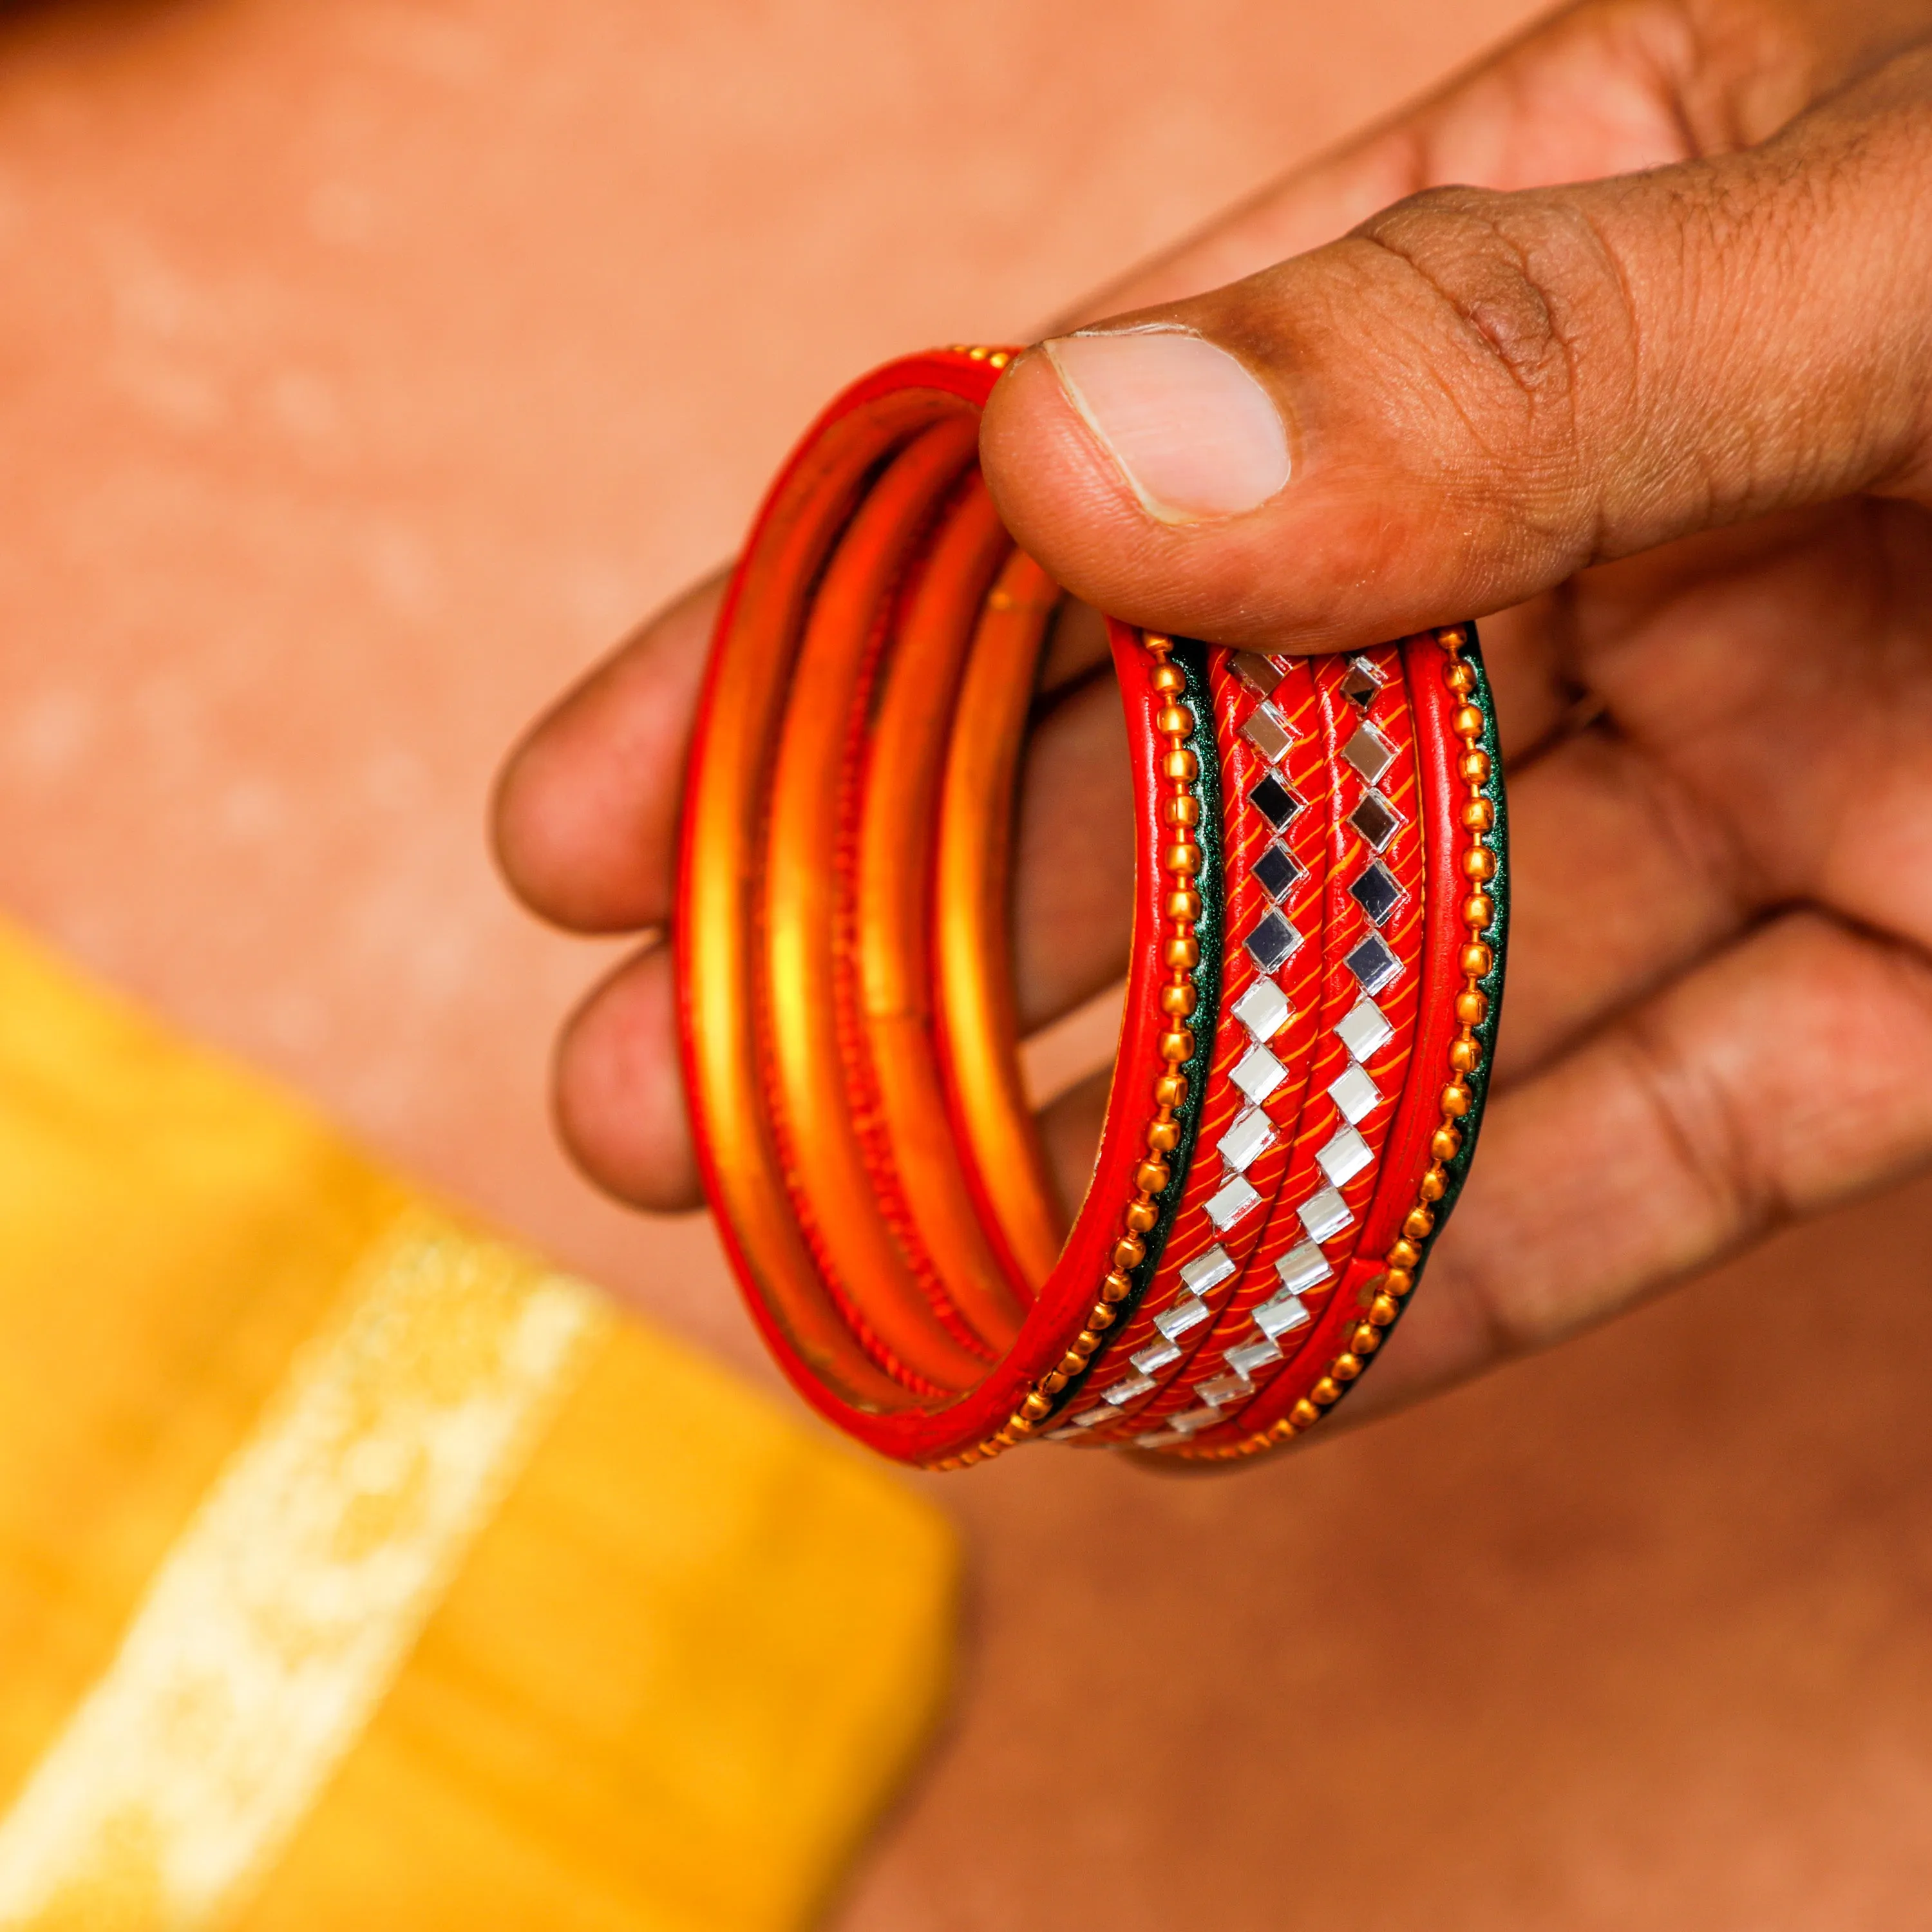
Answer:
[{"left": 675, "top": 347, "right": 1507, "bottom": 1468}]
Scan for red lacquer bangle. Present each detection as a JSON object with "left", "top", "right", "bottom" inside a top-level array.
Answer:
[{"left": 674, "top": 348, "right": 1508, "bottom": 1468}]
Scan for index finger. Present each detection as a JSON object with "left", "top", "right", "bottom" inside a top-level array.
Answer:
[{"left": 493, "top": 573, "right": 722, "bottom": 934}]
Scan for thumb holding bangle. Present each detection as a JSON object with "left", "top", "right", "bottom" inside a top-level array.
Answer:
[{"left": 981, "top": 56, "right": 1932, "bottom": 658}]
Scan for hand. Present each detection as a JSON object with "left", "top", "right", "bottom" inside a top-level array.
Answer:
[{"left": 496, "top": 0, "right": 1932, "bottom": 1425}]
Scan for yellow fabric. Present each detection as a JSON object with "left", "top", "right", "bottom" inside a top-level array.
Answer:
[{"left": 0, "top": 922, "right": 958, "bottom": 1930}]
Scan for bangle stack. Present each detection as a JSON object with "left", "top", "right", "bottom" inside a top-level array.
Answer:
[{"left": 676, "top": 346, "right": 1507, "bottom": 1468}]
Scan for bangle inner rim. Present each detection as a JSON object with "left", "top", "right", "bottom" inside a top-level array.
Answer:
[{"left": 688, "top": 386, "right": 1132, "bottom": 1416}]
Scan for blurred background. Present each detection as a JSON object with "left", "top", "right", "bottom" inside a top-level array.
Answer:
[{"left": 6, "top": 0, "right": 1932, "bottom": 1924}]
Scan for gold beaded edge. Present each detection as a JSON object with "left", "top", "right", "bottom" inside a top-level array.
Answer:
[
  {"left": 1167, "top": 624, "right": 1504, "bottom": 1461},
  {"left": 913, "top": 367, "right": 1504, "bottom": 1473},
  {"left": 928, "top": 635, "right": 1207, "bottom": 1470}
]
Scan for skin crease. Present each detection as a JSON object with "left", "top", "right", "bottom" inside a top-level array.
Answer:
[{"left": 495, "top": 0, "right": 1932, "bottom": 1432}]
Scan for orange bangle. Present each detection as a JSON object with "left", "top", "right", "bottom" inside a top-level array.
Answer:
[{"left": 676, "top": 348, "right": 1508, "bottom": 1468}]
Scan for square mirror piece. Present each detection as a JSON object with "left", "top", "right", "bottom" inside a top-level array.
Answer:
[
  {"left": 1335, "top": 995, "right": 1394, "bottom": 1061},
  {"left": 1350, "top": 860, "right": 1405, "bottom": 927},
  {"left": 1231, "top": 976, "right": 1291, "bottom": 1043},
  {"left": 1231, "top": 651, "right": 1282, "bottom": 696},
  {"left": 1345, "top": 932, "right": 1401, "bottom": 994},
  {"left": 1328, "top": 1061, "right": 1383, "bottom": 1124},
  {"left": 1132, "top": 1337, "right": 1182, "bottom": 1374},
  {"left": 1195, "top": 1372, "right": 1255, "bottom": 1407},
  {"left": 1155, "top": 1296, "right": 1212, "bottom": 1341},
  {"left": 1255, "top": 1293, "right": 1312, "bottom": 1338},
  {"left": 1243, "top": 910, "right": 1302, "bottom": 974},
  {"left": 1232, "top": 1042, "right": 1289, "bottom": 1106},
  {"left": 1341, "top": 657, "right": 1384, "bottom": 708},
  {"left": 1247, "top": 773, "right": 1305, "bottom": 831},
  {"left": 1317, "top": 1122, "right": 1374, "bottom": 1188},
  {"left": 1217, "top": 1106, "right": 1276, "bottom": 1173},
  {"left": 1252, "top": 843, "right": 1304, "bottom": 904},
  {"left": 1342, "top": 719, "right": 1397, "bottom": 786},
  {"left": 1242, "top": 703, "right": 1294, "bottom": 765},
  {"left": 1225, "top": 1336, "right": 1282, "bottom": 1377},
  {"left": 1298, "top": 1187, "right": 1354, "bottom": 1243},
  {"left": 1068, "top": 1405, "right": 1122, "bottom": 1430},
  {"left": 1206, "top": 1173, "right": 1262, "bottom": 1231},
  {"left": 1180, "top": 1245, "right": 1236, "bottom": 1295},
  {"left": 1349, "top": 789, "right": 1403, "bottom": 851},
  {"left": 1276, "top": 1240, "right": 1334, "bottom": 1296}
]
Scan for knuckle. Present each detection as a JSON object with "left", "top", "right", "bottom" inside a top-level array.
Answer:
[
  {"left": 1359, "top": 186, "right": 1632, "bottom": 388},
  {"left": 1351, "top": 184, "right": 1642, "bottom": 448}
]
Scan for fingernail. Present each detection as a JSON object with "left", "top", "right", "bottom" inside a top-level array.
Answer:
[{"left": 1043, "top": 328, "right": 1291, "bottom": 521}]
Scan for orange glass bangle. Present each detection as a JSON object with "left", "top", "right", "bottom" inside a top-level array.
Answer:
[{"left": 675, "top": 348, "right": 1508, "bottom": 1468}]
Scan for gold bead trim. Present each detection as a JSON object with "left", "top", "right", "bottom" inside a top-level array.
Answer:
[
  {"left": 927, "top": 635, "right": 1199, "bottom": 1470},
  {"left": 1169, "top": 627, "right": 1494, "bottom": 1462},
  {"left": 947, "top": 344, "right": 1014, "bottom": 369}
]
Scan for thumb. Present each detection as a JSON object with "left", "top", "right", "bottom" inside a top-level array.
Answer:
[{"left": 979, "top": 46, "right": 1932, "bottom": 652}]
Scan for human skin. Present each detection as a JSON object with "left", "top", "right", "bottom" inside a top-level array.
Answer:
[{"left": 495, "top": 0, "right": 1932, "bottom": 1429}]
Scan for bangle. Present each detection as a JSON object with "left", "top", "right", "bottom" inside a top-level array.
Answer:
[{"left": 676, "top": 346, "right": 1507, "bottom": 1468}]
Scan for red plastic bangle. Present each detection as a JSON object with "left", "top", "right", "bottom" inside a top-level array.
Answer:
[{"left": 675, "top": 348, "right": 1508, "bottom": 1468}]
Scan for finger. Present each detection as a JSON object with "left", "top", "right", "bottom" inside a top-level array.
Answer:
[
  {"left": 1108, "top": 0, "right": 1932, "bottom": 310},
  {"left": 1460, "top": 591, "right": 1577, "bottom": 761},
  {"left": 1554, "top": 499, "right": 1932, "bottom": 963},
  {"left": 553, "top": 939, "right": 703, "bottom": 1213},
  {"left": 1088, "top": 0, "right": 1932, "bottom": 316},
  {"left": 1036, "top": 1065, "right": 1113, "bottom": 1226},
  {"left": 1036, "top": 596, "right": 1112, "bottom": 697},
  {"left": 1084, "top": 0, "right": 1719, "bottom": 317},
  {"left": 1493, "top": 715, "right": 1749, "bottom": 1079},
  {"left": 493, "top": 572, "right": 723, "bottom": 934},
  {"left": 554, "top": 947, "right": 1125, "bottom": 1221},
  {"left": 978, "top": 46, "right": 1932, "bottom": 655},
  {"left": 533, "top": 583, "right": 1587, "bottom": 1202},
  {"left": 1094, "top": 0, "right": 1932, "bottom": 317},
  {"left": 1348, "top": 907, "right": 1932, "bottom": 1419},
  {"left": 545, "top": 660, "right": 1141, "bottom": 1208},
  {"left": 1013, "top": 663, "right": 1136, "bottom": 1027}
]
